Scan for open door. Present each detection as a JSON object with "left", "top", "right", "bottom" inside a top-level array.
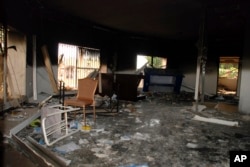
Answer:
[{"left": 217, "top": 57, "right": 239, "bottom": 96}]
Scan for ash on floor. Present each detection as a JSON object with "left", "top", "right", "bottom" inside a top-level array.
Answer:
[{"left": 17, "top": 94, "right": 250, "bottom": 167}]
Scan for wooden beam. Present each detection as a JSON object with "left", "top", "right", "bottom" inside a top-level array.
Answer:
[
  {"left": 192, "top": 115, "right": 239, "bottom": 127},
  {"left": 41, "top": 45, "right": 59, "bottom": 94}
]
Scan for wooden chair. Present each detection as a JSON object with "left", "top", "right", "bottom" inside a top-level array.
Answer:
[{"left": 64, "top": 78, "right": 98, "bottom": 125}]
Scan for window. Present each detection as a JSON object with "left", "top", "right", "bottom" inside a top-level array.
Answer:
[
  {"left": 0, "top": 24, "right": 4, "bottom": 53},
  {"left": 58, "top": 43, "right": 100, "bottom": 89},
  {"left": 0, "top": 24, "right": 5, "bottom": 99},
  {"left": 136, "top": 54, "right": 167, "bottom": 89},
  {"left": 136, "top": 55, "right": 167, "bottom": 69}
]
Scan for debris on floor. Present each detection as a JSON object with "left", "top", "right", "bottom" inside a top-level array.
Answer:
[
  {"left": 54, "top": 141, "right": 81, "bottom": 154},
  {"left": 192, "top": 115, "right": 239, "bottom": 127},
  {"left": 5, "top": 92, "right": 250, "bottom": 166}
]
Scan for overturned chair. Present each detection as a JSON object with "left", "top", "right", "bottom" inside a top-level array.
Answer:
[
  {"left": 64, "top": 77, "right": 98, "bottom": 125},
  {"left": 41, "top": 78, "right": 98, "bottom": 146},
  {"left": 41, "top": 105, "right": 80, "bottom": 146}
]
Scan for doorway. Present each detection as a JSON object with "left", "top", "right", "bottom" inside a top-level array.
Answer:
[{"left": 217, "top": 57, "right": 239, "bottom": 96}]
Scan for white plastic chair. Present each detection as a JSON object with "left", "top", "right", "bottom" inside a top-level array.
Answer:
[{"left": 41, "top": 104, "right": 80, "bottom": 146}]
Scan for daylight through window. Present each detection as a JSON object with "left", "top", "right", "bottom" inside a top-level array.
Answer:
[{"left": 58, "top": 43, "right": 100, "bottom": 89}]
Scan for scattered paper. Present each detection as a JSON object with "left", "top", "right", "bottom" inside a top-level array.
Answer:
[
  {"left": 149, "top": 119, "right": 160, "bottom": 127},
  {"left": 186, "top": 143, "right": 198, "bottom": 149},
  {"left": 54, "top": 142, "right": 81, "bottom": 154}
]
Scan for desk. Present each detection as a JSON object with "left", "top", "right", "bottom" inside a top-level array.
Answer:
[{"left": 143, "top": 68, "right": 183, "bottom": 93}]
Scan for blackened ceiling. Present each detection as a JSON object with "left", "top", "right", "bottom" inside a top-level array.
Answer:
[
  {"left": 2, "top": 0, "right": 250, "bottom": 60},
  {"left": 3, "top": 0, "right": 250, "bottom": 40}
]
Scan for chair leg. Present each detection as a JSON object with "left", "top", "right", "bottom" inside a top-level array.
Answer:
[
  {"left": 74, "top": 109, "right": 77, "bottom": 119},
  {"left": 93, "top": 105, "right": 96, "bottom": 121},
  {"left": 83, "top": 106, "right": 86, "bottom": 125}
]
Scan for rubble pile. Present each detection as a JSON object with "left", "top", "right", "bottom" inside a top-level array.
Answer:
[{"left": 16, "top": 93, "right": 250, "bottom": 167}]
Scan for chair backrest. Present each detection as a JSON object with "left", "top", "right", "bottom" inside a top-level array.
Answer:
[{"left": 76, "top": 78, "right": 98, "bottom": 102}]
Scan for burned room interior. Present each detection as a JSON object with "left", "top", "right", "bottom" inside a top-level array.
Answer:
[{"left": 1, "top": 0, "right": 250, "bottom": 166}]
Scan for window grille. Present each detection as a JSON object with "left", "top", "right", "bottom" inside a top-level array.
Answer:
[
  {"left": 58, "top": 43, "right": 100, "bottom": 90},
  {"left": 0, "top": 24, "right": 4, "bottom": 54}
]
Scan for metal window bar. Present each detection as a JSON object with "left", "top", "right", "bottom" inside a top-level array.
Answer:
[{"left": 58, "top": 43, "right": 100, "bottom": 89}]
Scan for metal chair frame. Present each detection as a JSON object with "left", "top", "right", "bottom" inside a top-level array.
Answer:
[{"left": 41, "top": 104, "right": 80, "bottom": 146}]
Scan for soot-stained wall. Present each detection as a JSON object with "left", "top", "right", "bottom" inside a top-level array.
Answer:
[
  {"left": 4, "top": 3, "right": 245, "bottom": 96},
  {"left": 23, "top": 14, "right": 200, "bottom": 71}
]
